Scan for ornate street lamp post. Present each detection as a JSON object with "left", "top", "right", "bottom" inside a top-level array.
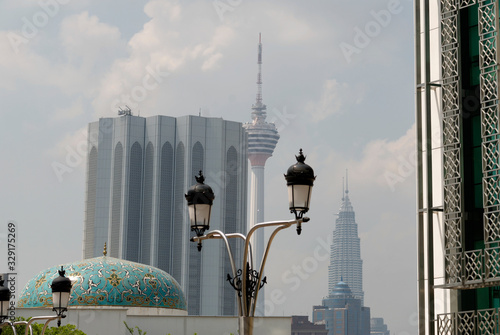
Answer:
[
  {"left": 0, "top": 277, "right": 11, "bottom": 323},
  {"left": 16, "top": 267, "right": 73, "bottom": 335},
  {"left": 0, "top": 277, "right": 17, "bottom": 334},
  {"left": 0, "top": 268, "right": 73, "bottom": 335},
  {"left": 51, "top": 267, "right": 72, "bottom": 326},
  {"left": 285, "top": 148, "right": 316, "bottom": 234},
  {"left": 185, "top": 149, "right": 316, "bottom": 335},
  {"left": 185, "top": 171, "right": 215, "bottom": 251}
]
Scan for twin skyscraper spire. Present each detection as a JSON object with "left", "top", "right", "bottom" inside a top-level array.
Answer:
[{"left": 328, "top": 172, "right": 364, "bottom": 303}]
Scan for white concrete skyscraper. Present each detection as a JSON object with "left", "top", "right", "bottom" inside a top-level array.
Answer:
[
  {"left": 83, "top": 113, "right": 248, "bottom": 316},
  {"left": 242, "top": 34, "right": 280, "bottom": 303},
  {"left": 328, "top": 177, "right": 364, "bottom": 304}
]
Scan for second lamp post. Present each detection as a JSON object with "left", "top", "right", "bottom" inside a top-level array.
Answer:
[{"left": 185, "top": 149, "right": 316, "bottom": 335}]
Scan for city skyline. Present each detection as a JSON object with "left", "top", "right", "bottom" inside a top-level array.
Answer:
[{"left": 0, "top": 2, "right": 416, "bottom": 334}]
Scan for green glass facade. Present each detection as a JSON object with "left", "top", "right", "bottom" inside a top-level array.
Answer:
[{"left": 416, "top": 0, "right": 500, "bottom": 334}]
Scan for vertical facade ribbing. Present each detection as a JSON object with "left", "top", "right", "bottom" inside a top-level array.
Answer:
[
  {"left": 328, "top": 189, "right": 364, "bottom": 304},
  {"left": 416, "top": 0, "right": 500, "bottom": 334},
  {"left": 83, "top": 115, "right": 247, "bottom": 316},
  {"left": 110, "top": 142, "right": 123, "bottom": 258},
  {"left": 222, "top": 146, "right": 238, "bottom": 315},
  {"left": 188, "top": 142, "right": 204, "bottom": 315},
  {"left": 141, "top": 142, "right": 154, "bottom": 264},
  {"left": 126, "top": 141, "right": 142, "bottom": 262},
  {"left": 83, "top": 146, "right": 98, "bottom": 259},
  {"left": 172, "top": 142, "right": 185, "bottom": 282},
  {"left": 157, "top": 142, "right": 173, "bottom": 272}
]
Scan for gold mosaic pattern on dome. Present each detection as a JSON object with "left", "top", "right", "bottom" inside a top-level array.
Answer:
[{"left": 17, "top": 256, "right": 186, "bottom": 310}]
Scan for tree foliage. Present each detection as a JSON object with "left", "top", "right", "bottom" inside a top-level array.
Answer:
[
  {"left": 124, "top": 321, "right": 147, "bottom": 335},
  {"left": 1, "top": 317, "right": 86, "bottom": 335}
]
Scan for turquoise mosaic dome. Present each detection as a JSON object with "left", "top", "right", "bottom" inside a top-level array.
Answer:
[{"left": 17, "top": 255, "right": 186, "bottom": 311}]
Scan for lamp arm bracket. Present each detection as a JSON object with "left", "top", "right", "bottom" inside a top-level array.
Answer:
[
  {"left": 0, "top": 321, "right": 17, "bottom": 335},
  {"left": 251, "top": 224, "right": 290, "bottom": 315},
  {"left": 242, "top": 218, "right": 303, "bottom": 316},
  {"left": 24, "top": 316, "right": 60, "bottom": 335}
]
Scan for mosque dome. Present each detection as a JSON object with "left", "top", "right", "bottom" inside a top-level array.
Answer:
[{"left": 17, "top": 255, "right": 186, "bottom": 311}]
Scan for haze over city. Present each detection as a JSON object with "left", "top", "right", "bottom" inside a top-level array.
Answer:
[{"left": 0, "top": 1, "right": 416, "bottom": 334}]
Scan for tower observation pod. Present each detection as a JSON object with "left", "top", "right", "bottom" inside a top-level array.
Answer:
[{"left": 242, "top": 33, "right": 280, "bottom": 316}]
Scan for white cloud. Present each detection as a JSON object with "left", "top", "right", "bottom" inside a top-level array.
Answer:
[
  {"left": 0, "top": 2, "right": 417, "bottom": 333},
  {"left": 0, "top": 10, "right": 125, "bottom": 100},
  {"left": 265, "top": 124, "right": 417, "bottom": 333},
  {"left": 144, "top": 0, "right": 182, "bottom": 22},
  {"left": 264, "top": 7, "right": 315, "bottom": 43},
  {"left": 306, "top": 79, "right": 364, "bottom": 122},
  {"left": 202, "top": 52, "right": 223, "bottom": 71},
  {"left": 47, "top": 126, "right": 89, "bottom": 183},
  {"left": 51, "top": 97, "right": 85, "bottom": 121},
  {"left": 59, "top": 11, "right": 124, "bottom": 67},
  {"left": 357, "top": 123, "right": 416, "bottom": 192},
  {"left": 90, "top": 1, "right": 238, "bottom": 117}
]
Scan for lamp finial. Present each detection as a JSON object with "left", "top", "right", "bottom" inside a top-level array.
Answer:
[
  {"left": 195, "top": 170, "right": 205, "bottom": 184},
  {"left": 295, "top": 148, "right": 306, "bottom": 163}
]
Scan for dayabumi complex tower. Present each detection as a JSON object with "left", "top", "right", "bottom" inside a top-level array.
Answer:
[
  {"left": 243, "top": 34, "right": 280, "bottom": 280},
  {"left": 82, "top": 113, "right": 248, "bottom": 316},
  {"left": 416, "top": 1, "right": 500, "bottom": 334},
  {"left": 328, "top": 178, "right": 364, "bottom": 304}
]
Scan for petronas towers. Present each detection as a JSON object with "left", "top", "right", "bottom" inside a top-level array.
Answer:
[{"left": 328, "top": 182, "right": 364, "bottom": 303}]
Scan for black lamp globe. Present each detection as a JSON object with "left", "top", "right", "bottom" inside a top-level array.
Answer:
[
  {"left": 51, "top": 266, "right": 72, "bottom": 326},
  {"left": 284, "top": 149, "right": 316, "bottom": 230},
  {"left": 0, "top": 277, "right": 11, "bottom": 322},
  {"left": 185, "top": 171, "right": 215, "bottom": 242}
]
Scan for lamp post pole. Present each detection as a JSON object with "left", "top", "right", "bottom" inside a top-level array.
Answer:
[
  {"left": 0, "top": 277, "right": 16, "bottom": 334},
  {"left": 19, "top": 266, "right": 73, "bottom": 335},
  {"left": 0, "top": 267, "right": 72, "bottom": 335},
  {"left": 186, "top": 149, "right": 316, "bottom": 335}
]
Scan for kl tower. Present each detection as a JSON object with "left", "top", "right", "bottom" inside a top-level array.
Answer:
[{"left": 243, "top": 33, "right": 280, "bottom": 315}]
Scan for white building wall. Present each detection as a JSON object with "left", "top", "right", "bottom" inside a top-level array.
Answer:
[
  {"left": 16, "top": 308, "right": 290, "bottom": 335},
  {"left": 415, "top": 0, "right": 450, "bottom": 334}
]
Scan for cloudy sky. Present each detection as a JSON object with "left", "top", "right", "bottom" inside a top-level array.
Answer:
[{"left": 0, "top": 0, "right": 416, "bottom": 334}]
